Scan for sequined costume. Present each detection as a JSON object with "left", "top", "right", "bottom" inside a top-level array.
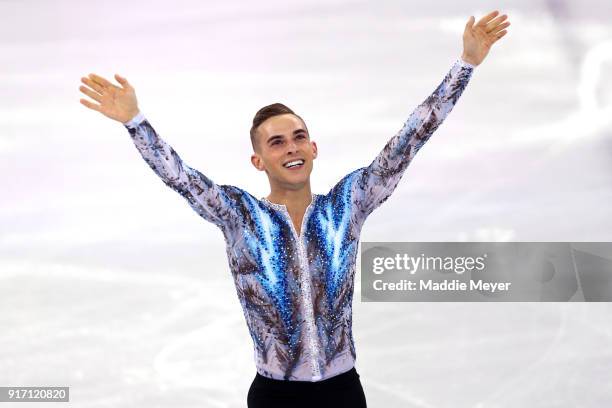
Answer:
[{"left": 124, "top": 58, "right": 474, "bottom": 381}]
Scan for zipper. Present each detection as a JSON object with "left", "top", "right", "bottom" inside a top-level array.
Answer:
[{"left": 269, "top": 195, "right": 322, "bottom": 381}]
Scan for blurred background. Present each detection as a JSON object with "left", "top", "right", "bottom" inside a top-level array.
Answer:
[{"left": 1, "top": 0, "right": 611, "bottom": 406}]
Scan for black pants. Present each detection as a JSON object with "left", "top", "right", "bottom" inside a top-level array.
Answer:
[{"left": 247, "top": 367, "right": 367, "bottom": 408}]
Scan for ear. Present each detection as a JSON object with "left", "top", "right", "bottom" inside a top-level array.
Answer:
[
  {"left": 251, "top": 153, "right": 266, "bottom": 171},
  {"left": 311, "top": 141, "right": 318, "bottom": 159}
]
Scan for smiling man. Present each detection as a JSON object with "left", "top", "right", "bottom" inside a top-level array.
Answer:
[
  {"left": 79, "top": 10, "right": 509, "bottom": 408},
  {"left": 250, "top": 106, "right": 318, "bottom": 234}
]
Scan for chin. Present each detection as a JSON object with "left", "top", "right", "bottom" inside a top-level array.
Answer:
[
  {"left": 272, "top": 165, "right": 312, "bottom": 188},
  {"left": 280, "top": 174, "right": 310, "bottom": 189},
  {"left": 286, "top": 178, "right": 309, "bottom": 189}
]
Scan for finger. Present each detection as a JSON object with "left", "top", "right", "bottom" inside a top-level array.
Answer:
[
  {"left": 476, "top": 10, "right": 499, "bottom": 27},
  {"left": 88, "top": 73, "right": 116, "bottom": 89},
  {"left": 486, "top": 14, "right": 508, "bottom": 31},
  {"left": 465, "top": 16, "right": 475, "bottom": 30},
  {"left": 493, "top": 30, "right": 508, "bottom": 42},
  {"left": 80, "top": 98, "right": 101, "bottom": 112},
  {"left": 79, "top": 85, "right": 103, "bottom": 103},
  {"left": 490, "top": 21, "right": 511, "bottom": 34},
  {"left": 114, "top": 73, "right": 132, "bottom": 90},
  {"left": 81, "top": 76, "right": 105, "bottom": 94}
]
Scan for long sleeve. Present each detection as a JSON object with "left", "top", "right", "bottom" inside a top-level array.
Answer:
[
  {"left": 124, "top": 113, "right": 241, "bottom": 229},
  {"left": 350, "top": 58, "right": 475, "bottom": 223}
]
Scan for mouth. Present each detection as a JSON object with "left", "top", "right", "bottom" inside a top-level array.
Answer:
[{"left": 283, "top": 159, "right": 305, "bottom": 170}]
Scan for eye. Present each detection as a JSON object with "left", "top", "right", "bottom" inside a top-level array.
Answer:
[
  {"left": 296, "top": 134, "right": 306, "bottom": 140},
  {"left": 271, "top": 140, "right": 282, "bottom": 146}
]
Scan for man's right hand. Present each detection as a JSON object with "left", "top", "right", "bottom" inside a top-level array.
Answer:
[{"left": 79, "top": 73, "right": 140, "bottom": 123}]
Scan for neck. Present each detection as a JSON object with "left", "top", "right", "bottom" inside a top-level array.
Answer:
[{"left": 266, "top": 182, "right": 313, "bottom": 210}]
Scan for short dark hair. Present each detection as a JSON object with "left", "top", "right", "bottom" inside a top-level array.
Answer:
[{"left": 250, "top": 103, "right": 307, "bottom": 151}]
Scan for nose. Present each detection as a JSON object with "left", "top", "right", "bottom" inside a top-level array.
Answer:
[{"left": 286, "top": 140, "right": 298, "bottom": 154}]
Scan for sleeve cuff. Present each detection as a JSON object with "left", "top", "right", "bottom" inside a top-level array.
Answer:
[
  {"left": 123, "top": 112, "right": 145, "bottom": 128},
  {"left": 457, "top": 57, "right": 476, "bottom": 70}
]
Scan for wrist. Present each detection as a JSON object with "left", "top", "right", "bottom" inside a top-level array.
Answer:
[
  {"left": 461, "top": 54, "right": 479, "bottom": 67},
  {"left": 122, "top": 109, "right": 141, "bottom": 125},
  {"left": 123, "top": 111, "right": 145, "bottom": 128}
]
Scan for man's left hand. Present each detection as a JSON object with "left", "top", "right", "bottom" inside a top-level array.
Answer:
[{"left": 461, "top": 10, "right": 511, "bottom": 66}]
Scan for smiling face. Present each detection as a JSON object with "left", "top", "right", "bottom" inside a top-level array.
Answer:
[{"left": 250, "top": 113, "right": 318, "bottom": 191}]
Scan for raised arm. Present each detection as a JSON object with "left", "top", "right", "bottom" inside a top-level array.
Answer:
[
  {"left": 79, "top": 73, "right": 241, "bottom": 228},
  {"left": 351, "top": 10, "right": 510, "bottom": 221}
]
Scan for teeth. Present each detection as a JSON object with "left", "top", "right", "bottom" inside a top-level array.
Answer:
[{"left": 284, "top": 160, "right": 304, "bottom": 168}]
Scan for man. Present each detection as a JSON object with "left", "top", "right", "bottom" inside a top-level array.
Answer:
[{"left": 79, "top": 10, "right": 510, "bottom": 408}]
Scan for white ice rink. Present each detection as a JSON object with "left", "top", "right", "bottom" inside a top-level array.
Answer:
[{"left": 1, "top": 0, "right": 612, "bottom": 406}]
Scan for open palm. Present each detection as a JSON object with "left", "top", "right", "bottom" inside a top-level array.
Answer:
[
  {"left": 79, "top": 73, "right": 140, "bottom": 123},
  {"left": 462, "top": 10, "right": 511, "bottom": 66}
]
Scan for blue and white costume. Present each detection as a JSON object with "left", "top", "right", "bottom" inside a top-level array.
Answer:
[{"left": 124, "top": 58, "right": 474, "bottom": 381}]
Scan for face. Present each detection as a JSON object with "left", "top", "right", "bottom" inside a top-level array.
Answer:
[{"left": 251, "top": 114, "right": 318, "bottom": 191}]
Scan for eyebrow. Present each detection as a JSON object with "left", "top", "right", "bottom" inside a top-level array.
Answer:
[{"left": 266, "top": 129, "right": 308, "bottom": 144}]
